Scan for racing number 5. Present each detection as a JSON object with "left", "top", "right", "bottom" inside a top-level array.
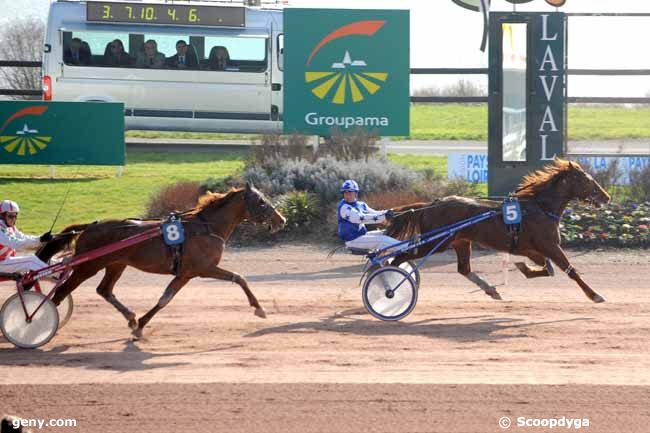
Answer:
[{"left": 506, "top": 204, "right": 518, "bottom": 222}]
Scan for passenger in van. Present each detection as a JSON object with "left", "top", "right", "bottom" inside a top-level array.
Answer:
[
  {"left": 207, "top": 46, "right": 237, "bottom": 71},
  {"left": 136, "top": 40, "right": 165, "bottom": 69},
  {"left": 166, "top": 40, "right": 198, "bottom": 69},
  {"left": 64, "top": 38, "right": 91, "bottom": 66},
  {"left": 103, "top": 39, "right": 132, "bottom": 67}
]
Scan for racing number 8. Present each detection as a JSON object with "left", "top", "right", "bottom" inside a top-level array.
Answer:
[{"left": 165, "top": 224, "right": 180, "bottom": 241}]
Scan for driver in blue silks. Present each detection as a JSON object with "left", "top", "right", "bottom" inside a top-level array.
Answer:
[{"left": 337, "top": 179, "right": 401, "bottom": 252}]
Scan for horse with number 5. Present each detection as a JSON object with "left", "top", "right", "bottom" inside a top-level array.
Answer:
[
  {"left": 49, "top": 183, "right": 286, "bottom": 339},
  {"left": 385, "top": 159, "right": 611, "bottom": 303}
]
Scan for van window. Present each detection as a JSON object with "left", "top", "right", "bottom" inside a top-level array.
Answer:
[
  {"left": 63, "top": 31, "right": 130, "bottom": 67},
  {"left": 204, "top": 36, "right": 267, "bottom": 72},
  {"left": 277, "top": 33, "right": 284, "bottom": 71},
  {"left": 62, "top": 30, "right": 267, "bottom": 72}
]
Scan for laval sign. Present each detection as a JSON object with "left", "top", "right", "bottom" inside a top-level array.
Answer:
[
  {"left": 284, "top": 9, "right": 410, "bottom": 136},
  {"left": 488, "top": 11, "right": 566, "bottom": 196}
]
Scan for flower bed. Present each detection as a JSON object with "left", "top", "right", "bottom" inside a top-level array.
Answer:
[{"left": 561, "top": 202, "right": 650, "bottom": 248}]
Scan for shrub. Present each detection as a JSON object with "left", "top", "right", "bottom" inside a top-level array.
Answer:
[
  {"left": 362, "top": 191, "right": 424, "bottom": 210},
  {"left": 146, "top": 181, "right": 201, "bottom": 218},
  {"left": 318, "top": 128, "right": 379, "bottom": 161},
  {"left": 252, "top": 133, "right": 313, "bottom": 163},
  {"left": 275, "top": 191, "right": 321, "bottom": 231},
  {"left": 629, "top": 163, "right": 650, "bottom": 202},
  {"left": 413, "top": 174, "right": 480, "bottom": 199},
  {"left": 201, "top": 175, "right": 241, "bottom": 195},
  {"left": 244, "top": 156, "right": 420, "bottom": 204}
]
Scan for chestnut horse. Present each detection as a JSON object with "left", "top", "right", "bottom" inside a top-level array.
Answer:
[
  {"left": 50, "top": 183, "right": 286, "bottom": 339},
  {"left": 386, "top": 159, "right": 611, "bottom": 302}
]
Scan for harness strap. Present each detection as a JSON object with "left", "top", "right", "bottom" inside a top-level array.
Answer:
[{"left": 545, "top": 211, "right": 562, "bottom": 222}]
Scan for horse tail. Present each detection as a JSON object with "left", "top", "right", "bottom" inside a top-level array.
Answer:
[{"left": 36, "top": 223, "right": 89, "bottom": 263}]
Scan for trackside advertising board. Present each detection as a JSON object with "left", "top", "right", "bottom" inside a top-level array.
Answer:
[
  {"left": 284, "top": 9, "right": 410, "bottom": 136},
  {"left": 0, "top": 101, "right": 124, "bottom": 165}
]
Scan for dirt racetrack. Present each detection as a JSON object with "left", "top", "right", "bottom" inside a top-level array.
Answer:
[{"left": 1, "top": 245, "right": 649, "bottom": 432}]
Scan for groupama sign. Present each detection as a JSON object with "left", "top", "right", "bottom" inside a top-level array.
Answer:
[
  {"left": 284, "top": 9, "right": 410, "bottom": 136},
  {"left": 0, "top": 101, "right": 124, "bottom": 165}
]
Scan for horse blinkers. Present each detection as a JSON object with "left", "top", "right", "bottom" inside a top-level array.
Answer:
[{"left": 244, "top": 186, "right": 275, "bottom": 224}]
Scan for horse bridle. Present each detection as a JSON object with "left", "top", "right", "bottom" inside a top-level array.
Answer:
[{"left": 244, "top": 189, "right": 275, "bottom": 223}]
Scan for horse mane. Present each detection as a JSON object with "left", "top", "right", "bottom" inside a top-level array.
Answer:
[
  {"left": 189, "top": 188, "right": 243, "bottom": 215},
  {"left": 515, "top": 158, "right": 579, "bottom": 198},
  {"left": 385, "top": 201, "right": 438, "bottom": 240}
]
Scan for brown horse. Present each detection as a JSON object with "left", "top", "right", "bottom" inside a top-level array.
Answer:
[
  {"left": 386, "top": 159, "right": 611, "bottom": 302},
  {"left": 50, "top": 183, "right": 286, "bottom": 339}
]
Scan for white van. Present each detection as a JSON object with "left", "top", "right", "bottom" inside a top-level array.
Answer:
[{"left": 43, "top": 0, "right": 284, "bottom": 133}]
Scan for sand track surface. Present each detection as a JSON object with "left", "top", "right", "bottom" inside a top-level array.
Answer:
[{"left": 1, "top": 246, "right": 649, "bottom": 432}]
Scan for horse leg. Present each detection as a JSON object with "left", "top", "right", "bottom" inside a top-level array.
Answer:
[
  {"left": 51, "top": 265, "right": 102, "bottom": 305},
  {"left": 199, "top": 266, "right": 266, "bottom": 318},
  {"left": 133, "top": 276, "right": 190, "bottom": 339},
  {"left": 515, "top": 251, "right": 556, "bottom": 279},
  {"left": 452, "top": 239, "right": 502, "bottom": 300},
  {"left": 96, "top": 264, "right": 137, "bottom": 329},
  {"left": 542, "top": 245, "right": 605, "bottom": 303}
]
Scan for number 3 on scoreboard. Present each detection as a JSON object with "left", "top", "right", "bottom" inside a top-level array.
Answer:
[{"left": 102, "top": 4, "right": 111, "bottom": 19}]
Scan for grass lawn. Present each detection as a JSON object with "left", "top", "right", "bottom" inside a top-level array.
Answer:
[
  {"left": 126, "top": 105, "right": 650, "bottom": 142},
  {"left": 1, "top": 151, "right": 245, "bottom": 233}
]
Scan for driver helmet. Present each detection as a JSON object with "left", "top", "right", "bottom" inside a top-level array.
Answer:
[
  {"left": 340, "top": 179, "right": 360, "bottom": 193},
  {"left": 0, "top": 200, "right": 19, "bottom": 214}
]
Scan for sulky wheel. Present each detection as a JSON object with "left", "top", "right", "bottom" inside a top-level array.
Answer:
[
  {"left": 397, "top": 260, "right": 421, "bottom": 288},
  {"left": 33, "top": 280, "right": 73, "bottom": 329},
  {"left": 362, "top": 265, "right": 418, "bottom": 321},
  {"left": 56, "top": 295, "right": 74, "bottom": 328},
  {"left": 0, "top": 291, "right": 59, "bottom": 349}
]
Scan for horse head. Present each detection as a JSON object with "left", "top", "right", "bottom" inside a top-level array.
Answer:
[
  {"left": 244, "top": 182, "right": 286, "bottom": 233},
  {"left": 563, "top": 161, "right": 611, "bottom": 208}
]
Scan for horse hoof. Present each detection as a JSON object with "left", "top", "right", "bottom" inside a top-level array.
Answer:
[
  {"left": 131, "top": 328, "right": 143, "bottom": 340},
  {"left": 254, "top": 307, "right": 267, "bottom": 319},
  {"left": 592, "top": 294, "right": 606, "bottom": 303}
]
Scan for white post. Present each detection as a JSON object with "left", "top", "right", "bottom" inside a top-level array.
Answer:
[
  {"left": 116, "top": 166, "right": 124, "bottom": 177},
  {"left": 381, "top": 136, "right": 389, "bottom": 160},
  {"left": 49, "top": 165, "right": 55, "bottom": 179},
  {"left": 501, "top": 252, "right": 510, "bottom": 286},
  {"left": 312, "top": 135, "right": 319, "bottom": 154}
]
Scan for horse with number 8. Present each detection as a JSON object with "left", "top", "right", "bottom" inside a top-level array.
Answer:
[{"left": 48, "top": 183, "right": 285, "bottom": 339}]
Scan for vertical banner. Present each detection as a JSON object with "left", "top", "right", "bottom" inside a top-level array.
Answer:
[
  {"left": 0, "top": 101, "right": 125, "bottom": 165},
  {"left": 488, "top": 12, "right": 565, "bottom": 197},
  {"left": 533, "top": 12, "right": 565, "bottom": 162},
  {"left": 284, "top": 9, "right": 410, "bottom": 136}
]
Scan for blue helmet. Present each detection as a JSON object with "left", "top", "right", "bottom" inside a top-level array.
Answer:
[{"left": 340, "top": 179, "right": 360, "bottom": 193}]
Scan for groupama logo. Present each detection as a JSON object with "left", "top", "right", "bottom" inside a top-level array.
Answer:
[
  {"left": 304, "top": 21, "right": 389, "bottom": 105},
  {"left": 0, "top": 106, "right": 52, "bottom": 157}
]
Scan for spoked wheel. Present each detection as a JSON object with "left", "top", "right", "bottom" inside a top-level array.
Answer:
[
  {"left": 361, "top": 260, "right": 421, "bottom": 288},
  {"left": 397, "top": 261, "right": 421, "bottom": 287},
  {"left": 362, "top": 265, "right": 418, "bottom": 321},
  {"left": 56, "top": 295, "right": 74, "bottom": 328},
  {"left": 0, "top": 291, "right": 59, "bottom": 349},
  {"left": 33, "top": 281, "right": 73, "bottom": 329}
]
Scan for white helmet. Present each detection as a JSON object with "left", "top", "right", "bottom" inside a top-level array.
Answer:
[{"left": 0, "top": 200, "right": 19, "bottom": 214}]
